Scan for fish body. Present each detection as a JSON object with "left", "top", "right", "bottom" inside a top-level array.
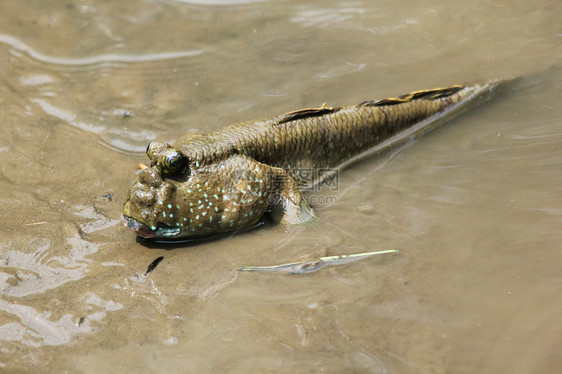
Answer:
[{"left": 123, "top": 82, "right": 500, "bottom": 239}]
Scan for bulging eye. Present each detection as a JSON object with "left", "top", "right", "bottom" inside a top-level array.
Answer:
[
  {"left": 146, "top": 142, "right": 167, "bottom": 162},
  {"left": 159, "top": 149, "right": 187, "bottom": 176}
]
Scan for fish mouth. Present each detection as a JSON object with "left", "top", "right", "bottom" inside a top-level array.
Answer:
[{"left": 123, "top": 216, "right": 181, "bottom": 239}]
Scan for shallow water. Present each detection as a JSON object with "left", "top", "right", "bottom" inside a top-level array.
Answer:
[{"left": 0, "top": 0, "right": 560, "bottom": 372}]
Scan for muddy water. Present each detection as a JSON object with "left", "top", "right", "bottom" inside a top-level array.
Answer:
[{"left": 0, "top": 0, "right": 560, "bottom": 372}]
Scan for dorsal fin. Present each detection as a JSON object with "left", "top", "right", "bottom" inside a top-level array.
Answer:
[
  {"left": 399, "top": 85, "right": 465, "bottom": 100},
  {"left": 360, "top": 85, "right": 465, "bottom": 107},
  {"left": 276, "top": 104, "right": 340, "bottom": 124}
]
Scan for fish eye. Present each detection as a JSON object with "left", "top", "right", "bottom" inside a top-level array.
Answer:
[
  {"left": 146, "top": 142, "right": 167, "bottom": 161},
  {"left": 159, "top": 149, "right": 187, "bottom": 176}
]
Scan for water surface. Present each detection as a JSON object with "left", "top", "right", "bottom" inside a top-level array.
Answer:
[{"left": 0, "top": 1, "right": 560, "bottom": 373}]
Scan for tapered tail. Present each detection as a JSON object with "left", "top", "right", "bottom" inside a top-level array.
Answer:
[{"left": 331, "top": 80, "right": 507, "bottom": 171}]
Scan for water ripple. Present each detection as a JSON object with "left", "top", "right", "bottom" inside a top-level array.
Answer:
[
  {"left": 0, "top": 33, "right": 203, "bottom": 68},
  {"left": 291, "top": 4, "right": 365, "bottom": 28},
  {"left": 166, "top": 0, "right": 266, "bottom": 5},
  {"left": 29, "top": 99, "right": 154, "bottom": 153},
  {"left": 317, "top": 62, "right": 366, "bottom": 79},
  {"left": 31, "top": 99, "right": 105, "bottom": 134}
]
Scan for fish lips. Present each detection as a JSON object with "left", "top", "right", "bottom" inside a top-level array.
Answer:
[
  {"left": 124, "top": 216, "right": 157, "bottom": 238},
  {"left": 123, "top": 216, "right": 180, "bottom": 239}
]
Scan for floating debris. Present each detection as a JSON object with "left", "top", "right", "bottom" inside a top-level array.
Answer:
[{"left": 240, "top": 249, "right": 398, "bottom": 274}]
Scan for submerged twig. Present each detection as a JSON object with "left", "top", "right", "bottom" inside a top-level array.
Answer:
[
  {"left": 25, "top": 221, "right": 47, "bottom": 226},
  {"left": 144, "top": 256, "right": 164, "bottom": 276},
  {"left": 240, "top": 249, "right": 398, "bottom": 274}
]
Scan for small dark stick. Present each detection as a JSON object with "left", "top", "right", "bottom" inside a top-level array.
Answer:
[
  {"left": 101, "top": 193, "right": 113, "bottom": 201},
  {"left": 144, "top": 256, "right": 164, "bottom": 276}
]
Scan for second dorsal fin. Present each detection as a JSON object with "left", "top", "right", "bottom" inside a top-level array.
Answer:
[{"left": 360, "top": 85, "right": 465, "bottom": 107}]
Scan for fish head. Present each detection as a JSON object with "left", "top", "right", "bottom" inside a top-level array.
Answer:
[{"left": 123, "top": 143, "right": 271, "bottom": 239}]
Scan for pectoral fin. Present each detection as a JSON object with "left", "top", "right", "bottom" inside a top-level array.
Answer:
[{"left": 266, "top": 166, "right": 315, "bottom": 224}]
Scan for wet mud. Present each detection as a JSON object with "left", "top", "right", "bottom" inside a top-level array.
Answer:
[{"left": 0, "top": 1, "right": 560, "bottom": 373}]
